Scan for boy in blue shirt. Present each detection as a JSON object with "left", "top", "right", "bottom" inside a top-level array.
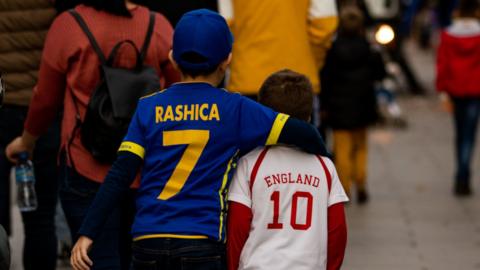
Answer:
[{"left": 70, "top": 9, "right": 328, "bottom": 270}]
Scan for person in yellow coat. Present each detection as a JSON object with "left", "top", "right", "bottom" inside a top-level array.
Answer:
[{"left": 218, "top": 0, "right": 338, "bottom": 99}]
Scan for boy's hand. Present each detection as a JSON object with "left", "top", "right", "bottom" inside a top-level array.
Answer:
[{"left": 71, "top": 236, "right": 93, "bottom": 270}]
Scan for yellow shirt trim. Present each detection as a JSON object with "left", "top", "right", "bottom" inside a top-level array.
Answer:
[
  {"left": 218, "top": 153, "right": 237, "bottom": 241},
  {"left": 266, "top": 113, "right": 290, "bottom": 145},
  {"left": 140, "top": 89, "right": 167, "bottom": 100},
  {"left": 118, "top": 141, "right": 145, "bottom": 159},
  {"left": 133, "top": 234, "right": 208, "bottom": 241}
]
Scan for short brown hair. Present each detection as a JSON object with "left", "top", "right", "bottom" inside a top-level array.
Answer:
[{"left": 258, "top": 69, "right": 314, "bottom": 121}]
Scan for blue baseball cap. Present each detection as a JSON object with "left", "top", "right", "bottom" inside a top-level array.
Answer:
[{"left": 173, "top": 9, "right": 233, "bottom": 72}]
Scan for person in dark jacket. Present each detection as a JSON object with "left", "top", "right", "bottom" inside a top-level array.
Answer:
[
  {"left": 321, "top": 5, "right": 386, "bottom": 204},
  {"left": 0, "top": 1, "right": 61, "bottom": 269}
]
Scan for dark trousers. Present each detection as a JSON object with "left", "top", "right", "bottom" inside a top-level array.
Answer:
[
  {"left": 59, "top": 164, "right": 135, "bottom": 270},
  {"left": 452, "top": 98, "right": 480, "bottom": 184},
  {"left": 0, "top": 105, "right": 60, "bottom": 270},
  {"left": 131, "top": 238, "right": 226, "bottom": 270}
]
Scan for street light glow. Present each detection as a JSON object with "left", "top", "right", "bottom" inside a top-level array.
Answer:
[{"left": 375, "top": 24, "right": 395, "bottom": 45}]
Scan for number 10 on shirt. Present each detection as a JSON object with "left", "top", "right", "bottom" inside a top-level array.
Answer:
[
  {"left": 158, "top": 130, "right": 210, "bottom": 200},
  {"left": 268, "top": 191, "right": 313, "bottom": 230}
]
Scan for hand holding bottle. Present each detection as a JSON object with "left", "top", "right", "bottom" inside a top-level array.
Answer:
[{"left": 15, "top": 152, "right": 37, "bottom": 212}]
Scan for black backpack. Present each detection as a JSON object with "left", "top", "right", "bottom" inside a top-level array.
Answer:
[{"left": 69, "top": 10, "right": 161, "bottom": 164}]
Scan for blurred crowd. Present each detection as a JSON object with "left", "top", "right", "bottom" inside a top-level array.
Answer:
[{"left": 0, "top": 0, "right": 479, "bottom": 269}]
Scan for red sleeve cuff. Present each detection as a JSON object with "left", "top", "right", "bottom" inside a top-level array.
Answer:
[
  {"left": 327, "top": 203, "right": 347, "bottom": 270},
  {"left": 227, "top": 201, "right": 252, "bottom": 270}
]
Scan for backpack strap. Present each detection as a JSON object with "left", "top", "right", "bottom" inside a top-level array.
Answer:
[
  {"left": 106, "top": 40, "right": 142, "bottom": 68},
  {"left": 69, "top": 9, "right": 107, "bottom": 64},
  {"left": 139, "top": 12, "right": 156, "bottom": 63},
  {"left": 65, "top": 88, "right": 83, "bottom": 173}
]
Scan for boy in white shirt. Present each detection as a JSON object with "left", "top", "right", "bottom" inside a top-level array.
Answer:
[{"left": 227, "top": 69, "right": 349, "bottom": 270}]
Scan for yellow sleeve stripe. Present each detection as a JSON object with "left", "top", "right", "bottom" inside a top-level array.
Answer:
[
  {"left": 218, "top": 153, "right": 237, "bottom": 242},
  {"left": 266, "top": 113, "right": 290, "bottom": 145},
  {"left": 118, "top": 141, "right": 145, "bottom": 159}
]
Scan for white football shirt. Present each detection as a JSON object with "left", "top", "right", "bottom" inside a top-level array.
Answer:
[{"left": 228, "top": 146, "right": 349, "bottom": 270}]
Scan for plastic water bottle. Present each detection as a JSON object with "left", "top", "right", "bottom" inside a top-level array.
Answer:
[{"left": 15, "top": 152, "right": 37, "bottom": 212}]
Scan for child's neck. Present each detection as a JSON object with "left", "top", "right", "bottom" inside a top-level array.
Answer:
[{"left": 181, "top": 74, "right": 223, "bottom": 87}]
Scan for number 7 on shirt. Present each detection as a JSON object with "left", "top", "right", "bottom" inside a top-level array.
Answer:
[{"left": 158, "top": 130, "right": 210, "bottom": 200}]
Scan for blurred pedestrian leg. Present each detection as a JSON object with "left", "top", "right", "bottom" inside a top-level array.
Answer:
[
  {"left": 0, "top": 106, "right": 60, "bottom": 270},
  {"left": 0, "top": 224, "right": 9, "bottom": 270},
  {"left": 56, "top": 203, "right": 72, "bottom": 262},
  {"left": 333, "top": 129, "right": 368, "bottom": 200},
  {"left": 452, "top": 98, "right": 480, "bottom": 195},
  {"left": 21, "top": 116, "right": 60, "bottom": 270}
]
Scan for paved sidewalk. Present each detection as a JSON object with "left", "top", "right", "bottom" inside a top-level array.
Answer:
[{"left": 343, "top": 97, "right": 480, "bottom": 270}]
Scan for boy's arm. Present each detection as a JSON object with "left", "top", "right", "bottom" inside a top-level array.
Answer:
[
  {"left": 325, "top": 158, "right": 349, "bottom": 270},
  {"left": 77, "top": 152, "right": 142, "bottom": 239},
  {"left": 227, "top": 202, "right": 253, "bottom": 270},
  {"left": 327, "top": 203, "right": 347, "bottom": 270},
  {"left": 71, "top": 152, "right": 142, "bottom": 269},
  {"left": 277, "top": 117, "right": 329, "bottom": 156},
  {"left": 239, "top": 97, "right": 329, "bottom": 156},
  {"left": 72, "top": 103, "right": 148, "bottom": 269},
  {"left": 78, "top": 103, "right": 147, "bottom": 239}
]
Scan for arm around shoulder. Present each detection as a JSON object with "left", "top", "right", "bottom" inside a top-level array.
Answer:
[{"left": 277, "top": 117, "right": 329, "bottom": 156}]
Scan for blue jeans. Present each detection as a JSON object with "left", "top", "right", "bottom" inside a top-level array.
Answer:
[
  {"left": 0, "top": 105, "right": 60, "bottom": 270},
  {"left": 131, "top": 238, "right": 226, "bottom": 270},
  {"left": 452, "top": 98, "right": 480, "bottom": 184},
  {"left": 59, "top": 163, "right": 135, "bottom": 270}
]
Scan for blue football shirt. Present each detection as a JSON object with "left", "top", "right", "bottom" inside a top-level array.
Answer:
[{"left": 119, "top": 82, "right": 289, "bottom": 241}]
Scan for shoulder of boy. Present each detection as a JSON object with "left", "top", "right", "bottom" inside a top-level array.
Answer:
[{"left": 140, "top": 88, "right": 167, "bottom": 100}]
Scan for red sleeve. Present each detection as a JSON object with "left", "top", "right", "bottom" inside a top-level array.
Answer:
[
  {"left": 24, "top": 60, "right": 66, "bottom": 136},
  {"left": 436, "top": 32, "right": 448, "bottom": 93},
  {"left": 153, "top": 13, "right": 180, "bottom": 87},
  {"left": 24, "top": 13, "right": 72, "bottom": 136},
  {"left": 327, "top": 203, "right": 347, "bottom": 270},
  {"left": 227, "top": 201, "right": 252, "bottom": 270}
]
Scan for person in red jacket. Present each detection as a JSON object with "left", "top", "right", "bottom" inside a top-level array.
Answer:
[
  {"left": 436, "top": 0, "right": 480, "bottom": 196},
  {"left": 227, "top": 70, "right": 348, "bottom": 270}
]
